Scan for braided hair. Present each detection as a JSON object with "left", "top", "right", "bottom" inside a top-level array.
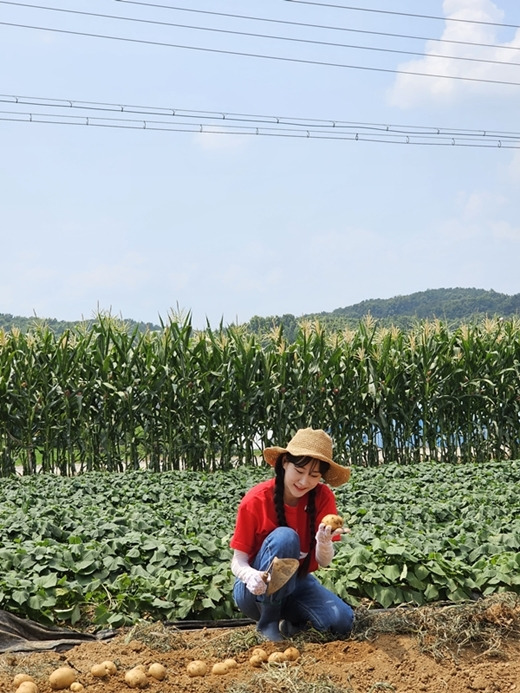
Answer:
[{"left": 273, "top": 452, "right": 330, "bottom": 577}]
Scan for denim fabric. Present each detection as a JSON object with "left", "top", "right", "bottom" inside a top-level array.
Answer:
[{"left": 232, "top": 526, "right": 354, "bottom": 635}]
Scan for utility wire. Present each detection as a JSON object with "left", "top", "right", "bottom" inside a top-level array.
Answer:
[
  {"left": 2, "top": 2, "right": 519, "bottom": 69},
  {"left": 283, "top": 1, "right": 520, "bottom": 30},
  {"left": 2, "top": 94, "right": 520, "bottom": 147},
  {"left": 2, "top": 109, "right": 518, "bottom": 147},
  {"left": 110, "top": 0, "right": 520, "bottom": 54},
  {"left": 2, "top": 20, "right": 520, "bottom": 87}
]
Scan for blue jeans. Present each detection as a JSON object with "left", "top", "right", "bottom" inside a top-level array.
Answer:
[{"left": 232, "top": 527, "right": 354, "bottom": 635}]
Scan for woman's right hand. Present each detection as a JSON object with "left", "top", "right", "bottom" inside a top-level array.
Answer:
[{"left": 244, "top": 568, "right": 268, "bottom": 595}]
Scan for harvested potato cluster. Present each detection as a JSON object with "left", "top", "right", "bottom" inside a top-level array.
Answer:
[
  {"left": 13, "top": 659, "right": 167, "bottom": 692},
  {"left": 187, "top": 657, "right": 238, "bottom": 677},
  {"left": 249, "top": 646, "right": 300, "bottom": 667},
  {"left": 249, "top": 647, "right": 269, "bottom": 667}
]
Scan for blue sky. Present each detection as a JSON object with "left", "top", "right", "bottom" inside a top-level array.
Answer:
[{"left": 1, "top": 0, "right": 520, "bottom": 329}]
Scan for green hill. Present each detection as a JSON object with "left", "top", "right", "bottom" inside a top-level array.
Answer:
[
  {"left": 245, "top": 287, "right": 520, "bottom": 339},
  {"left": 1, "top": 288, "right": 519, "bottom": 337}
]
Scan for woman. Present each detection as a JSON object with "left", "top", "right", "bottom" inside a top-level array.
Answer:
[{"left": 230, "top": 427, "right": 354, "bottom": 641}]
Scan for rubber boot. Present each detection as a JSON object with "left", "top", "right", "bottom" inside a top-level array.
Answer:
[{"left": 256, "top": 602, "right": 284, "bottom": 642}]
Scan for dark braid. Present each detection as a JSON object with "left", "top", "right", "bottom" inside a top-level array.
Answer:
[
  {"left": 274, "top": 459, "right": 288, "bottom": 528},
  {"left": 298, "top": 488, "right": 317, "bottom": 576},
  {"left": 273, "top": 453, "right": 330, "bottom": 577}
]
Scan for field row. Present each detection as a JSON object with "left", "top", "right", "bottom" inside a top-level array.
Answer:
[{"left": 0, "top": 461, "right": 519, "bottom": 627}]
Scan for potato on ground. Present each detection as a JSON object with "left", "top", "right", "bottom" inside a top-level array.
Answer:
[
  {"left": 211, "top": 662, "right": 230, "bottom": 675},
  {"left": 148, "top": 662, "right": 166, "bottom": 680},
  {"left": 124, "top": 667, "right": 149, "bottom": 689},
  {"left": 13, "top": 674, "right": 36, "bottom": 687},
  {"left": 251, "top": 647, "right": 268, "bottom": 661},
  {"left": 16, "top": 682, "right": 38, "bottom": 693},
  {"left": 91, "top": 660, "right": 117, "bottom": 678},
  {"left": 284, "top": 646, "right": 300, "bottom": 661},
  {"left": 186, "top": 660, "right": 207, "bottom": 677},
  {"left": 49, "top": 667, "right": 77, "bottom": 690},
  {"left": 268, "top": 651, "right": 288, "bottom": 663}
]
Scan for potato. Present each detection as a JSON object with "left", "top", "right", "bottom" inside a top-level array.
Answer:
[
  {"left": 148, "top": 663, "right": 166, "bottom": 680},
  {"left": 251, "top": 647, "right": 268, "bottom": 661},
  {"left": 284, "top": 646, "right": 300, "bottom": 661},
  {"left": 13, "top": 674, "right": 36, "bottom": 686},
  {"left": 186, "top": 660, "right": 207, "bottom": 677},
  {"left": 49, "top": 667, "right": 77, "bottom": 690},
  {"left": 102, "top": 660, "right": 117, "bottom": 675},
  {"left": 124, "top": 667, "right": 148, "bottom": 688},
  {"left": 321, "top": 514, "right": 344, "bottom": 530},
  {"left": 223, "top": 658, "right": 237, "bottom": 670},
  {"left": 211, "top": 662, "right": 229, "bottom": 675},
  {"left": 16, "top": 683, "right": 38, "bottom": 693},
  {"left": 91, "top": 663, "right": 110, "bottom": 678},
  {"left": 249, "top": 654, "right": 266, "bottom": 668},
  {"left": 70, "top": 684, "right": 85, "bottom": 692},
  {"left": 268, "top": 651, "right": 287, "bottom": 663}
]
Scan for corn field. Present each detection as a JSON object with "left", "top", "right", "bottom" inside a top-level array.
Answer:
[{"left": 1, "top": 315, "right": 520, "bottom": 476}]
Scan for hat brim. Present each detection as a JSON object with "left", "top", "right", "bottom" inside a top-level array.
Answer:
[{"left": 263, "top": 446, "right": 350, "bottom": 488}]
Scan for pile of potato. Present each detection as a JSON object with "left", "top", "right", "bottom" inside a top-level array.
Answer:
[
  {"left": 186, "top": 645, "right": 300, "bottom": 677},
  {"left": 12, "top": 643, "right": 301, "bottom": 689},
  {"left": 12, "top": 659, "right": 168, "bottom": 691}
]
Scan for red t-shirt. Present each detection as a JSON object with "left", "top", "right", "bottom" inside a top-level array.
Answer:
[{"left": 230, "top": 478, "right": 339, "bottom": 573}]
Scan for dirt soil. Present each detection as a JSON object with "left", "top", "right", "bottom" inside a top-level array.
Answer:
[{"left": 1, "top": 613, "right": 519, "bottom": 693}]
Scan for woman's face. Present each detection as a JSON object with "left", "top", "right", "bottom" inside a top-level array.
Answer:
[{"left": 282, "top": 458, "right": 323, "bottom": 506}]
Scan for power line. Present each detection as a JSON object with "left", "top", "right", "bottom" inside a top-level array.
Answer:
[
  {"left": 2, "top": 94, "right": 520, "bottom": 148},
  {"left": 2, "top": 2, "right": 520, "bottom": 69},
  {"left": 2, "top": 20, "right": 520, "bottom": 88},
  {"left": 2, "top": 109, "right": 518, "bottom": 147},
  {"left": 110, "top": 0, "right": 520, "bottom": 54},
  {"left": 284, "top": 1, "right": 520, "bottom": 30}
]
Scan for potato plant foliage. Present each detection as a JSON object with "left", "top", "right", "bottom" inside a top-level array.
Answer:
[{"left": 0, "top": 462, "right": 519, "bottom": 627}]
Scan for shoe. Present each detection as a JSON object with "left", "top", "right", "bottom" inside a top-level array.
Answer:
[
  {"left": 279, "top": 620, "right": 306, "bottom": 638},
  {"left": 257, "top": 603, "right": 284, "bottom": 642}
]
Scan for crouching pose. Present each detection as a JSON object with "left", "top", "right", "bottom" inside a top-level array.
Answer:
[{"left": 230, "top": 427, "right": 354, "bottom": 641}]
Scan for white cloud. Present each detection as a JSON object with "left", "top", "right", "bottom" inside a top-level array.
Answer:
[
  {"left": 508, "top": 150, "right": 520, "bottom": 182},
  {"left": 490, "top": 219, "right": 520, "bottom": 241},
  {"left": 387, "top": 0, "right": 520, "bottom": 108},
  {"left": 193, "top": 129, "right": 248, "bottom": 151},
  {"left": 67, "top": 252, "right": 150, "bottom": 295}
]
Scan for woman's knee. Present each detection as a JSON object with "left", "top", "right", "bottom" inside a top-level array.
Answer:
[
  {"left": 268, "top": 526, "right": 300, "bottom": 556},
  {"left": 325, "top": 601, "right": 355, "bottom": 635}
]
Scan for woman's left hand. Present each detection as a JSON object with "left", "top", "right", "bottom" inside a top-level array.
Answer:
[{"left": 315, "top": 523, "right": 347, "bottom": 543}]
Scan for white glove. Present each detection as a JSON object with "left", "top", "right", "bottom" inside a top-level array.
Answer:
[
  {"left": 231, "top": 550, "right": 267, "bottom": 595},
  {"left": 315, "top": 522, "right": 334, "bottom": 544},
  {"left": 315, "top": 523, "right": 335, "bottom": 567},
  {"left": 243, "top": 567, "right": 268, "bottom": 595}
]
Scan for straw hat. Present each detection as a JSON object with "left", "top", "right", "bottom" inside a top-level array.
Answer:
[{"left": 263, "top": 427, "right": 350, "bottom": 487}]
